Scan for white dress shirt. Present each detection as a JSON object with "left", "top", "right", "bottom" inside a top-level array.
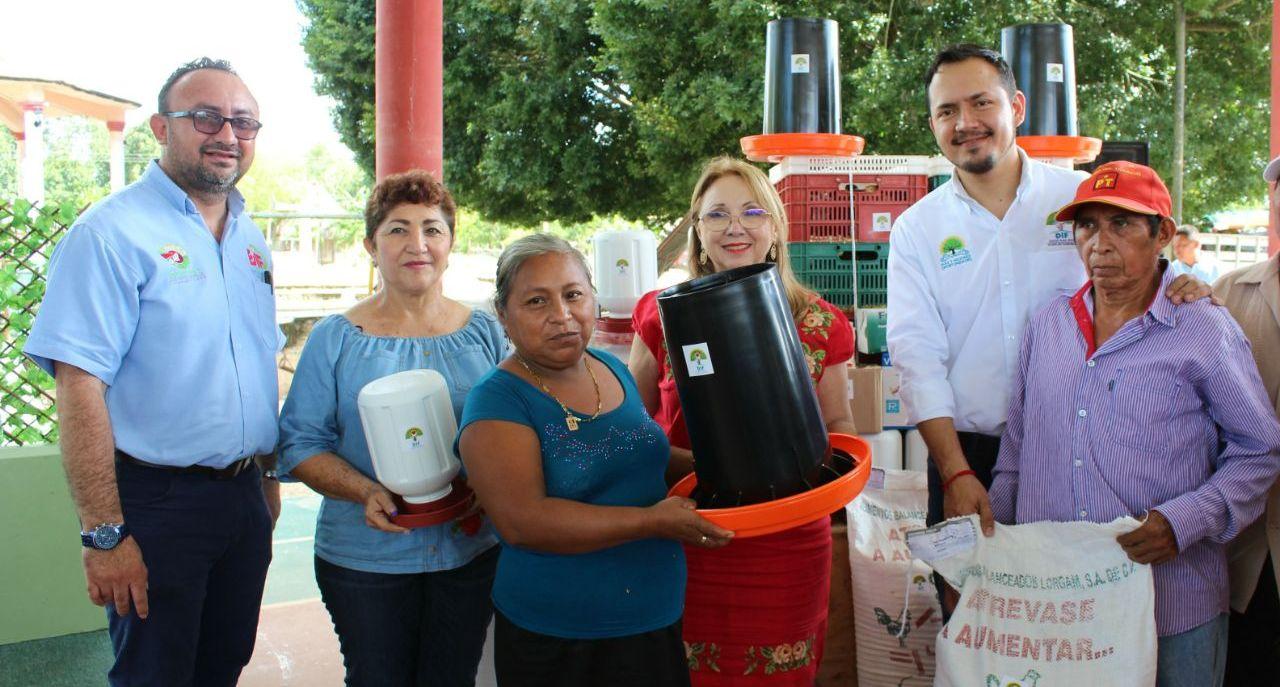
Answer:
[{"left": 887, "top": 150, "right": 1087, "bottom": 435}]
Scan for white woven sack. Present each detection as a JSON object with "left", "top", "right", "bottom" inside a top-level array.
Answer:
[
  {"left": 846, "top": 468, "right": 943, "bottom": 686},
  {"left": 909, "top": 515, "right": 1157, "bottom": 687}
]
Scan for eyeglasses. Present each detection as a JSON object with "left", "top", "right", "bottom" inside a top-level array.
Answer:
[
  {"left": 163, "top": 110, "right": 262, "bottom": 141},
  {"left": 699, "top": 208, "right": 772, "bottom": 232}
]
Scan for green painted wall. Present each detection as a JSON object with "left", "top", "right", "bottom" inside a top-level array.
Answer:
[{"left": 0, "top": 445, "right": 107, "bottom": 645}]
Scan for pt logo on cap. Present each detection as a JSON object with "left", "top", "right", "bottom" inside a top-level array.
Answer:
[{"left": 1093, "top": 173, "right": 1118, "bottom": 190}]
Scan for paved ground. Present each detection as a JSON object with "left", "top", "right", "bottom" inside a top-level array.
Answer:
[{"left": 0, "top": 483, "right": 498, "bottom": 687}]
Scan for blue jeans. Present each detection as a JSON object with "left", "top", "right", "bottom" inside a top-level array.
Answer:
[
  {"left": 107, "top": 460, "right": 273, "bottom": 687},
  {"left": 315, "top": 545, "right": 499, "bottom": 687},
  {"left": 1158, "top": 614, "right": 1229, "bottom": 687}
]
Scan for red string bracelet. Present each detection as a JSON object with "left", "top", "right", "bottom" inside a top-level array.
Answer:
[{"left": 942, "top": 469, "right": 976, "bottom": 492}]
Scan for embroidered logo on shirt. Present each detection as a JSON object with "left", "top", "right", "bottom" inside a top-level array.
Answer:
[
  {"left": 159, "top": 244, "right": 190, "bottom": 269},
  {"left": 159, "top": 243, "right": 206, "bottom": 284},
  {"left": 246, "top": 246, "right": 266, "bottom": 270},
  {"left": 1047, "top": 226, "right": 1076, "bottom": 248},
  {"left": 939, "top": 235, "right": 973, "bottom": 270},
  {"left": 615, "top": 258, "right": 629, "bottom": 274}
]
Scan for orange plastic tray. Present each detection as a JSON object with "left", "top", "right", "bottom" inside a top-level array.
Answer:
[
  {"left": 668, "top": 433, "right": 872, "bottom": 538},
  {"left": 740, "top": 133, "right": 866, "bottom": 162},
  {"left": 1016, "top": 135, "right": 1102, "bottom": 163}
]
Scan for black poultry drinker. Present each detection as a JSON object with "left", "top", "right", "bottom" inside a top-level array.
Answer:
[{"left": 657, "top": 263, "right": 830, "bottom": 507}]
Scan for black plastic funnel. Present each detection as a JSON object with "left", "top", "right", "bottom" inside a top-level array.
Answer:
[
  {"left": 1001, "top": 23, "right": 1078, "bottom": 137},
  {"left": 763, "top": 18, "right": 841, "bottom": 134},
  {"left": 657, "top": 264, "right": 828, "bottom": 507}
]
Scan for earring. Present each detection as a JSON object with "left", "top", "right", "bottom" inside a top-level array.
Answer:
[
  {"left": 699, "top": 249, "right": 708, "bottom": 266},
  {"left": 768, "top": 243, "right": 778, "bottom": 261}
]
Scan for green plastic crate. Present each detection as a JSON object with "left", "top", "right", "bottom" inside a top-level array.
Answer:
[{"left": 788, "top": 242, "right": 889, "bottom": 310}]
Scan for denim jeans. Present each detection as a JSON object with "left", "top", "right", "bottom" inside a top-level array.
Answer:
[
  {"left": 1157, "top": 614, "right": 1229, "bottom": 687},
  {"left": 315, "top": 545, "right": 499, "bottom": 687}
]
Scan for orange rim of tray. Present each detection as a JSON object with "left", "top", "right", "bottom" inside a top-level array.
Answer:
[
  {"left": 740, "top": 133, "right": 866, "bottom": 162},
  {"left": 390, "top": 477, "right": 476, "bottom": 528},
  {"left": 1016, "top": 135, "right": 1103, "bottom": 163},
  {"left": 668, "top": 433, "right": 872, "bottom": 538}
]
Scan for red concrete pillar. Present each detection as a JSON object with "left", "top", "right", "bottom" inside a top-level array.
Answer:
[
  {"left": 375, "top": 0, "right": 444, "bottom": 182},
  {"left": 1270, "top": 0, "right": 1280, "bottom": 254}
]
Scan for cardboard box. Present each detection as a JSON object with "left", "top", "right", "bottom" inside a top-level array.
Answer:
[
  {"left": 847, "top": 364, "right": 884, "bottom": 435},
  {"left": 882, "top": 364, "right": 912, "bottom": 428}
]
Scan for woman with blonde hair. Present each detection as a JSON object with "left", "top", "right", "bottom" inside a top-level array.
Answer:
[{"left": 629, "top": 156, "right": 857, "bottom": 685}]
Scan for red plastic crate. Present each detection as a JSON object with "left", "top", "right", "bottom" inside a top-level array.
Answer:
[{"left": 775, "top": 173, "right": 928, "bottom": 243}]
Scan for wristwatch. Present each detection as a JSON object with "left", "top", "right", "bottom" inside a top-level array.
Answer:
[{"left": 80, "top": 523, "right": 129, "bottom": 550}]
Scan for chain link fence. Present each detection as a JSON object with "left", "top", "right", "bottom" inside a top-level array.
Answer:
[{"left": 1, "top": 199, "right": 78, "bottom": 446}]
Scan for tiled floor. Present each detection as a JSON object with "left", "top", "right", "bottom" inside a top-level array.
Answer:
[{"left": 0, "top": 484, "right": 497, "bottom": 687}]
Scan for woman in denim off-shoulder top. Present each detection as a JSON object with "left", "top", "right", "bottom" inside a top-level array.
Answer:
[{"left": 277, "top": 171, "right": 504, "bottom": 687}]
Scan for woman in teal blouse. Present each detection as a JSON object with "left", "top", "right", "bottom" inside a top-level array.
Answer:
[{"left": 277, "top": 171, "right": 503, "bottom": 687}]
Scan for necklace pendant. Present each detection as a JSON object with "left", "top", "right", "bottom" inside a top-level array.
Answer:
[{"left": 566, "top": 415, "right": 579, "bottom": 431}]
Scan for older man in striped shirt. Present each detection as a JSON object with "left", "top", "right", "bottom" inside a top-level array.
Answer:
[{"left": 989, "top": 161, "right": 1280, "bottom": 687}]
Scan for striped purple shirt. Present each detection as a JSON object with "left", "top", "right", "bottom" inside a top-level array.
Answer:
[{"left": 989, "top": 265, "right": 1280, "bottom": 636}]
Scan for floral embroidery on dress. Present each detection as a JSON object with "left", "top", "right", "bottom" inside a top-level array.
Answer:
[
  {"left": 743, "top": 635, "right": 815, "bottom": 675},
  {"left": 685, "top": 641, "right": 721, "bottom": 672},
  {"left": 798, "top": 301, "right": 835, "bottom": 339},
  {"left": 801, "top": 343, "right": 827, "bottom": 381}
]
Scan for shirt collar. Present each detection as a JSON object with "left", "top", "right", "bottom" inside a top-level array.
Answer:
[{"left": 140, "top": 159, "right": 246, "bottom": 220}]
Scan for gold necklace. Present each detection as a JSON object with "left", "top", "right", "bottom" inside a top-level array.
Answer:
[{"left": 515, "top": 355, "right": 601, "bottom": 431}]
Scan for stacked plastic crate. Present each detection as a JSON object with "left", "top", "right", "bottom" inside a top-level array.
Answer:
[{"left": 772, "top": 155, "right": 951, "bottom": 314}]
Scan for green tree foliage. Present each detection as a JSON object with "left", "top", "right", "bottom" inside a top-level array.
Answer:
[
  {"left": 299, "top": 0, "right": 1270, "bottom": 224},
  {"left": 124, "top": 122, "right": 161, "bottom": 183}
]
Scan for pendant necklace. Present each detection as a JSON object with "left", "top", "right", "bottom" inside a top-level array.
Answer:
[{"left": 515, "top": 355, "right": 601, "bottom": 431}]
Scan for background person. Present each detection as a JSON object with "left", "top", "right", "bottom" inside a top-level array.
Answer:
[
  {"left": 1215, "top": 155, "right": 1280, "bottom": 685},
  {"left": 629, "top": 156, "right": 856, "bottom": 685},
  {"left": 23, "top": 58, "right": 280, "bottom": 686},
  {"left": 277, "top": 170, "right": 503, "bottom": 687},
  {"left": 989, "top": 161, "right": 1280, "bottom": 687},
  {"left": 1170, "top": 224, "right": 1222, "bottom": 283},
  {"left": 457, "top": 233, "right": 732, "bottom": 687}
]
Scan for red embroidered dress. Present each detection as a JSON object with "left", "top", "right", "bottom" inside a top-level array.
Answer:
[{"left": 632, "top": 290, "right": 854, "bottom": 685}]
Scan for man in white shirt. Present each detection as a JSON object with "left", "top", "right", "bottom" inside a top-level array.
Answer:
[{"left": 887, "top": 44, "right": 1207, "bottom": 610}]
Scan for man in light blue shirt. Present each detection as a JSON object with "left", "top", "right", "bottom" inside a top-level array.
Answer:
[
  {"left": 24, "top": 58, "right": 281, "bottom": 686},
  {"left": 1170, "top": 225, "right": 1222, "bottom": 284}
]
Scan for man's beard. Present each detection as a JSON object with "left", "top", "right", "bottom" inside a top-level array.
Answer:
[
  {"left": 958, "top": 153, "right": 997, "bottom": 175},
  {"left": 172, "top": 146, "right": 242, "bottom": 195}
]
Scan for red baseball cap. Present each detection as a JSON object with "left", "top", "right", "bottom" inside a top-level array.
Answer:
[{"left": 1054, "top": 161, "right": 1173, "bottom": 222}]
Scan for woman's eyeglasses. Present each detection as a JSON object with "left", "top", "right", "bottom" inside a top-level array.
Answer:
[{"left": 699, "top": 208, "right": 771, "bottom": 232}]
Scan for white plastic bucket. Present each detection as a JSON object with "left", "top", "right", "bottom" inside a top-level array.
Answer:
[
  {"left": 592, "top": 229, "right": 657, "bottom": 317},
  {"left": 357, "top": 369, "right": 460, "bottom": 504}
]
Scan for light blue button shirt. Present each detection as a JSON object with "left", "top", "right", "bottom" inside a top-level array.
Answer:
[
  {"left": 1169, "top": 257, "right": 1222, "bottom": 285},
  {"left": 25, "top": 161, "right": 282, "bottom": 468},
  {"left": 276, "top": 312, "right": 504, "bottom": 574}
]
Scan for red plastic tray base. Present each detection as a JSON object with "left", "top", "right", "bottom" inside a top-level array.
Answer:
[{"left": 390, "top": 478, "right": 476, "bottom": 529}]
